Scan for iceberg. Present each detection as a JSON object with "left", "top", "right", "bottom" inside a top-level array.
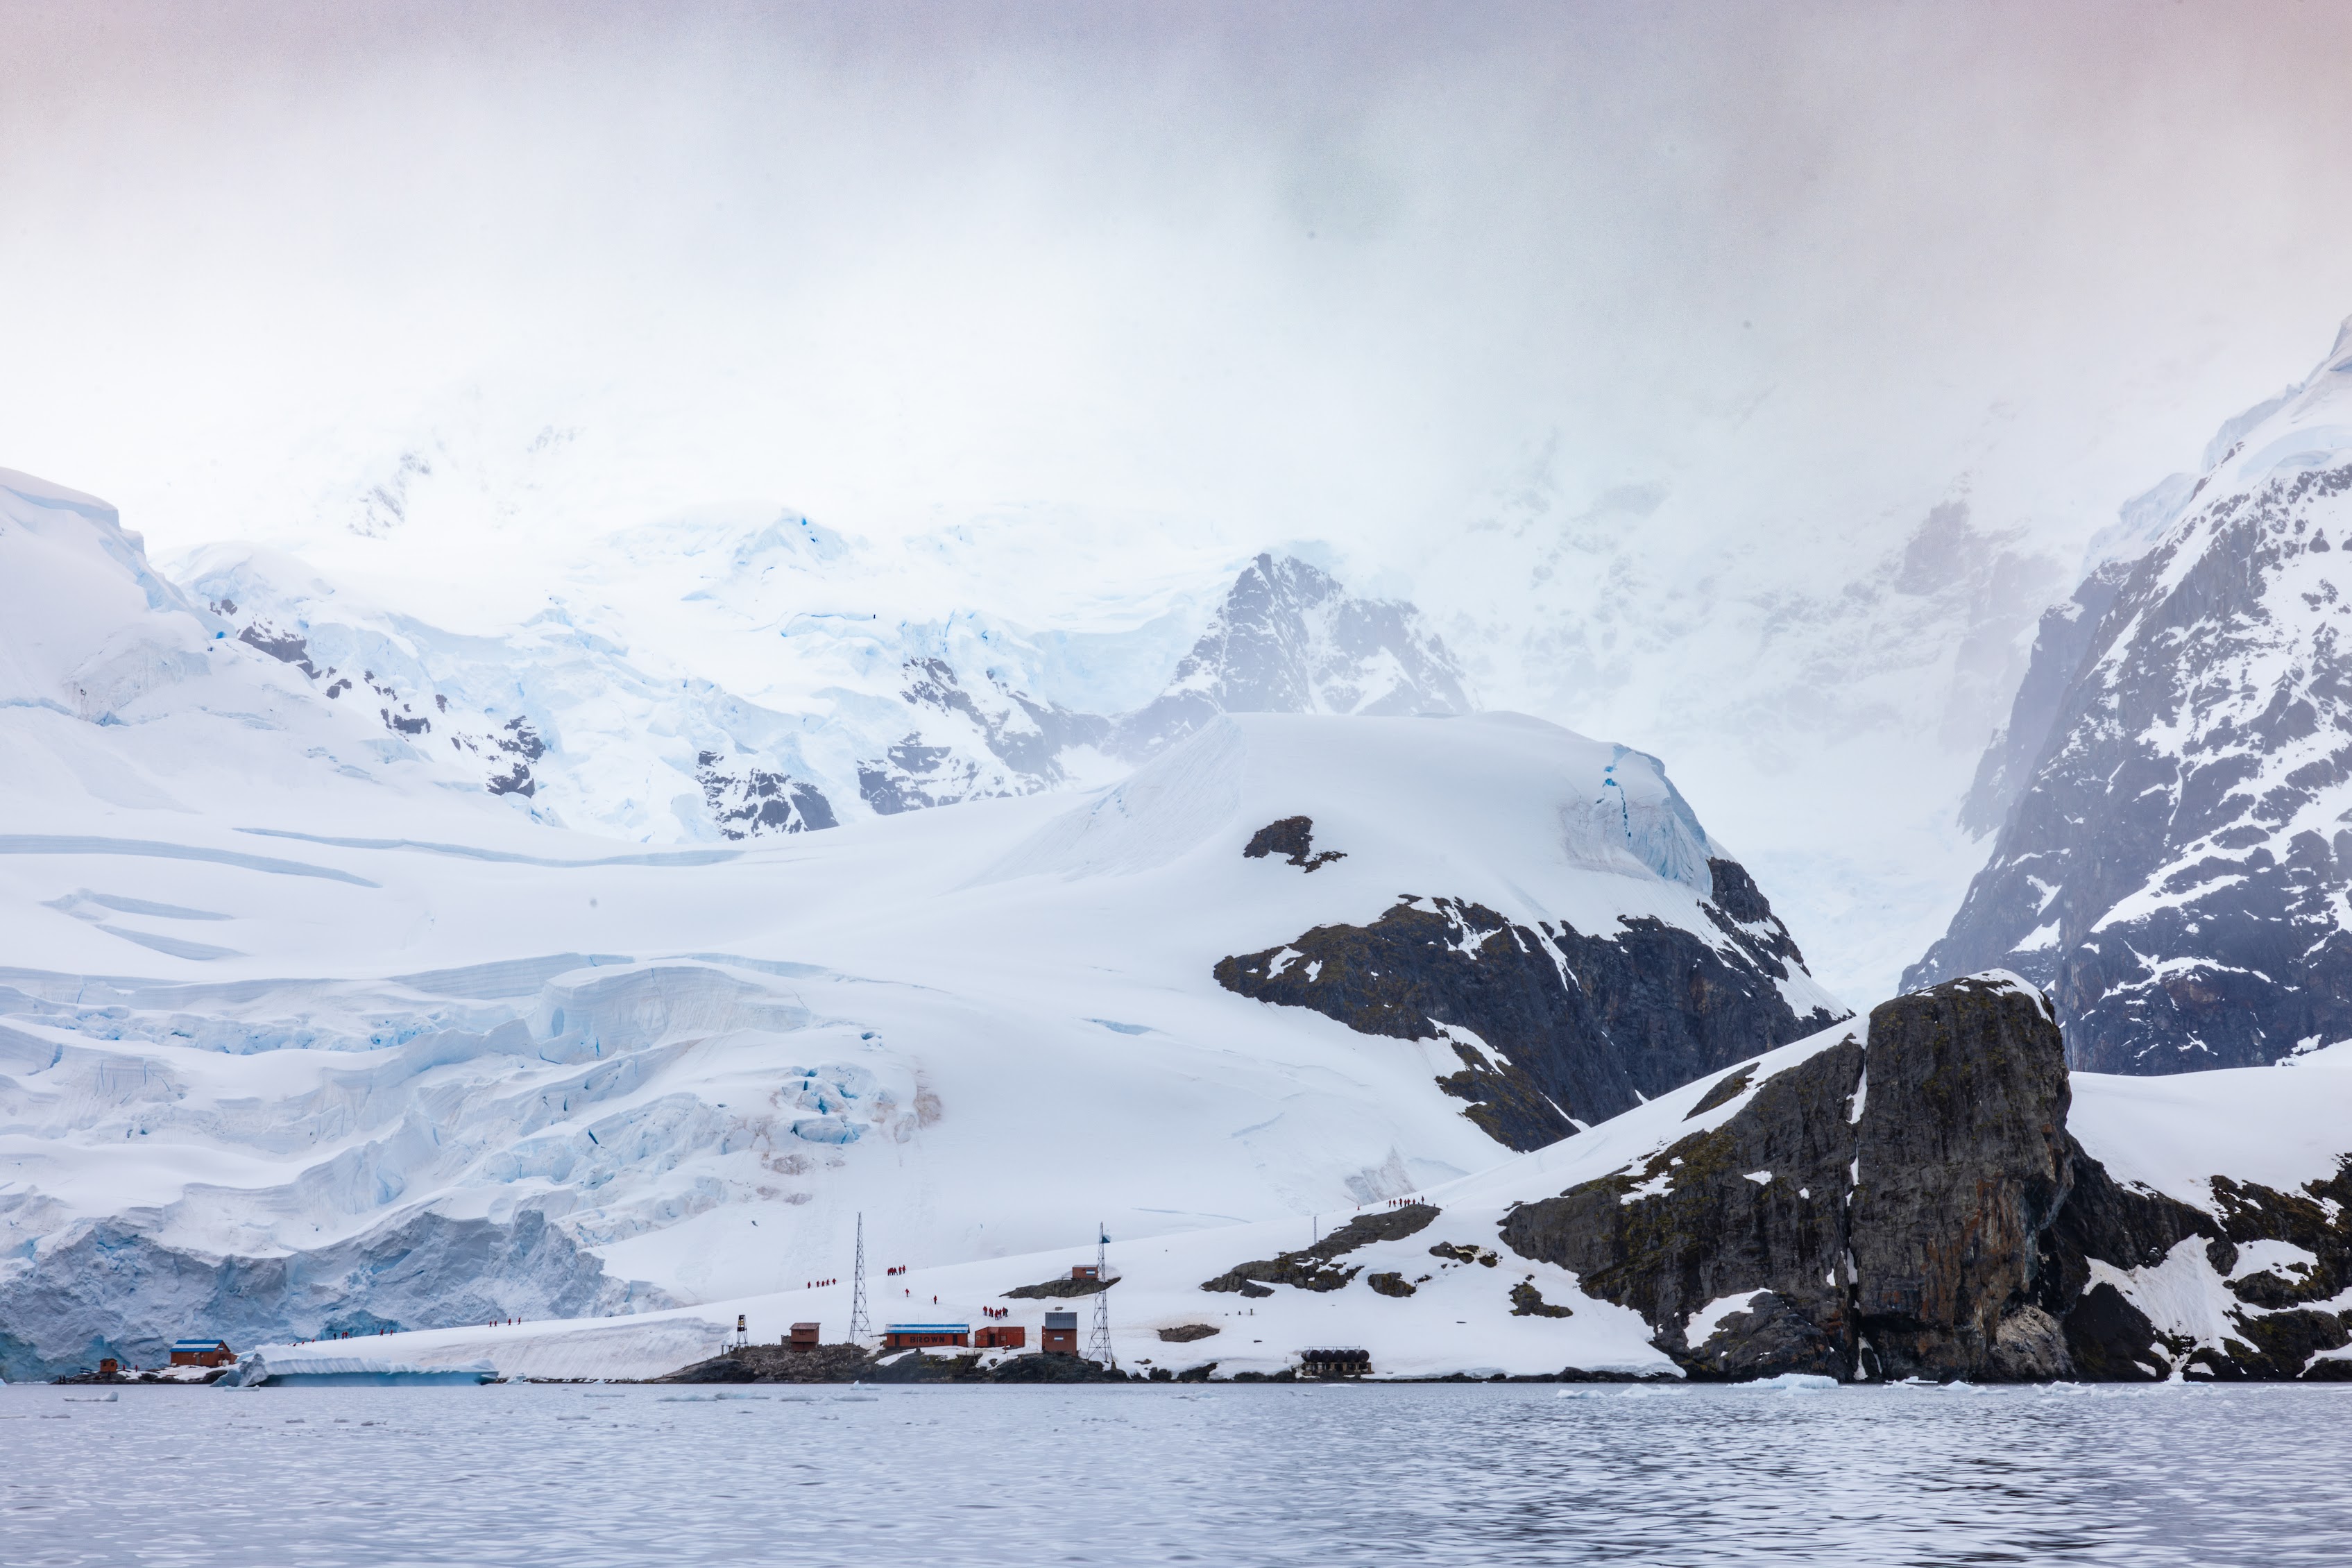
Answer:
[{"left": 220, "top": 1354, "right": 499, "bottom": 1388}]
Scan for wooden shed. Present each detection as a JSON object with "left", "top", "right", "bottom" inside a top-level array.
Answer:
[
  {"left": 1041, "top": 1311, "right": 1079, "bottom": 1355},
  {"left": 974, "top": 1324, "right": 1025, "bottom": 1349},
  {"left": 787, "top": 1322, "right": 821, "bottom": 1350},
  {"left": 170, "top": 1338, "right": 235, "bottom": 1368}
]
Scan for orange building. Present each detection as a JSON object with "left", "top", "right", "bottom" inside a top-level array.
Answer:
[{"left": 882, "top": 1323, "right": 970, "bottom": 1349}]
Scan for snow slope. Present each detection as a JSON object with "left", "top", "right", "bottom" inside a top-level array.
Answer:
[{"left": 0, "top": 479, "right": 1842, "bottom": 1376}]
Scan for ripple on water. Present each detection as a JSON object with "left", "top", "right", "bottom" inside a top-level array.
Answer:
[{"left": 1, "top": 1382, "right": 2350, "bottom": 1565}]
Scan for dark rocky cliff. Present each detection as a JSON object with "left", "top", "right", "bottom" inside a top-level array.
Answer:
[
  {"left": 1497, "top": 971, "right": 2352, "bottom": 1381},
  {"left": 1500, "top": 975, "right": 2077, "bottom": 1379}
]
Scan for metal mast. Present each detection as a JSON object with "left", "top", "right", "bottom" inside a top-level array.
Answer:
[
  {"left": 1085, "top": 1221, "right": 1116, "bottom": 1370},
  {"left": 849, "top": 1211, "right": 871, "bottom": 1342}
]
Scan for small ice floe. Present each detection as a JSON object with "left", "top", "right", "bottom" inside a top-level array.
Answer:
[
  {"left": 1938, "top": 1381, "right": 1989, "bottom": 1394},
  {"left": 1741, "top": 1373, "right": 1838, "bottom": 1392},
  {"left": 63, "top": 1392, "right": 121, "bottom": 1403},
  {"left": 831, "top": 1394, "right": 879, "bottom": 1403}
]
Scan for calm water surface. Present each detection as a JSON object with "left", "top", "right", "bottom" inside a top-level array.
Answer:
[{"left": 3, "top": 1380, "right": 2345, "bottom": 1566}]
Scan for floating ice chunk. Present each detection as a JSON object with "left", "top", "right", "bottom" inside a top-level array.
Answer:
[{"left": 1741, "top": 1373, "right": 1838, "bottom": 1392}]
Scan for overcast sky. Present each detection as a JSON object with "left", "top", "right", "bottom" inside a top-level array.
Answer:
[
  {"left": 11, "top": 1, "right": 2352, "bottom": 999},
  {"left": 9, "top": 0, "right": 2352, "bottom": 564}
]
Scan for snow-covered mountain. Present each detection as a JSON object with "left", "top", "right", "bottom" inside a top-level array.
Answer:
[
  {"left": 177, "top": 536, "right": 1468, "bottom": 844},
  {"left": 0, "top": 469, "right": 1839, "bottom": 1377},
  {"left": 1914, "top": 318, "right": 2352, "bottom": 1072}
]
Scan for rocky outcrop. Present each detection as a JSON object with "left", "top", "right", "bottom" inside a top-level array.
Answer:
[
  {"left": 662, "top": 1343, "right": 876, "bottom": 1383},
  {"left": 855, "top": 657, "right": 1109, "bottom": 816},
  {"left": 1499, "top": 969, "right": 2352, "bottom": 1381},
  {"left": 1501, "top": 975, "right": 2076, "bottom": 1380},
  {"left": 661, "top": 1343, "right": 1132, "bottom": 1384},
  {"left": 1001, "top": 1274, "right": 1114, "bottom": 1299},
  {"left": 1846, "top": 975, "right": 2073, "bottom": 1380},
  {"left": 1200, "top": 1204, "right": 1440, "bottom": 1297},
  {"left": 2034, "top": 1146, "right": 2352, "bottom": 1381},
  {"left": 1499, "top": 1029, "right": 1866, "bottom": 1379},
  {"left": 1216, "top": 886, "right": 1846, "bottom": 1149},
  {"left": 1242, "top": 815, "right": 1344, "bottom": 871},
  {"left": 696, "top": 751, "right": 837, "bottom": 838}
]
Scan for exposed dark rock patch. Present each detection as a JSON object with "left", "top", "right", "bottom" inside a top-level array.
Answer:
[
  {"left": 235, "top": 620, "right": 323, "bottom": 679},
  {"left": 1243, "top": 816, "right": 1345, "bottom": 871},
  {"left": 696, "top": 751, "right": 837, "bottom": 839},
  {"left": 980, "top": 1352, "right": 1129, "bottom": 1383},
  {"left": 1157, "top": 1323, "right": 1220, "bottom": 1343},
  {"left": 1685, "top": 1064, "right": 1757, "bottom": 1118},
  {"left": 663, "top": 1344, "right": 1132, "bottom": 1384},
  {"left": 855, "top": 658, "right": 1109, "bottom": 815},
  {"left": 1429, "top": 1242, "right": 1497, "bottom": 1267},
  {"left": 662, "top": 1343, "right": 875, "bottom": 1383},
  {"left": 1509, "top": 1281, "right": 1574, "bottom": 1318},
  {"left": 1200, "top": 1204, "right": 1439, "bottom": 1296},
  {"left": 1216, "top": 893, "right": 1845, "bottom": 1150},
  {"left": 1002, "top": 1274, "right": 1116, "bottom": 1300},
  {"left": 1367, "top": 1272, "right": 1416, "bottom": 1298}
]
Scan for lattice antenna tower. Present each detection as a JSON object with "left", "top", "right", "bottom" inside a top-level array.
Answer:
[
  {"left": 1086, "top": 1221, "right": 1116, "bottom": 1370},
  {"left": 849, "top": 1211, "right": 871, "bottom": 1342}
]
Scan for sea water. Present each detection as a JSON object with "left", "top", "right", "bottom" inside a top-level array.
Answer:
[{"left": 3, "top": 1380, "right": 2348, "bottom": 1565}]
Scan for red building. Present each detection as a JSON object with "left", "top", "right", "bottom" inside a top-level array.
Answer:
[
  {"left": 974, "top": 1324, "right": 1025, "bottom": 1349},
  {"left": 170, "top": 1338, "right": 235, "bottom": 1368},
  {"left": 882, "top": 1324, "right": 970, "bottom": 1349},
  {"left": 1042, "top": 1311, "right": 1079, "bottom": 1354},
  {"left": 787, "top": 1322, "right": 821, "bottom": 1350}
]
